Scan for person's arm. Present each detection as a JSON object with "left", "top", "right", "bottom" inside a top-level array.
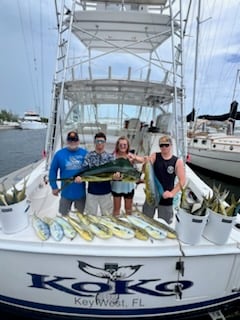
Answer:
[
  {"left": 49, "top": 154, "right": 60, "bottom": 195},
  {"left": 148, "top": 152, "right": 156, "bottom": 164},
  {"left": 129, "top": 152, "right": 156, "bottom": 165},
  {"left": 170, "top": 158, "right": 186, "bottom": 197}
]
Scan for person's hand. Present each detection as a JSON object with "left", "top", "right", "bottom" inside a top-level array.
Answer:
[
  {"left": 112, "top": 172, "right": 122, "bottom": 180},
  {"left": 52, "top": 189, "right": 60, "bottom": 196},
  {"left": 162, "top": 190, "right": 174, "bottom": 199},
  {"left": 74, "top": 176, "right": 82, "bottom": 183},
  {"left": 128, "top": 153, "right": 136, "bottom": 162}
]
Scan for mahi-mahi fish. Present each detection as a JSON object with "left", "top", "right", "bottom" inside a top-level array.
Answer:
[
  {"left": 43, "top": 217, "right": 64, "bottom": 241},
  {"left": 99, "top": 216, "right": 135, "bottom": 239},
  {"left": 67, "top": 216, "right": 94, "bottom": 241},
  {"left": 55, "top": 216, "right": 77, "bottom": 240},
  {"left": 108, "top": 215, "right": 149, "bottom": 241},
  {"left": 144, "top": 161, "right": 163, "bottom": 207},
  {"left": 55, "top": 158, "right": 141, "bottom": 185},
  {"left": 76, "top": 212, "right": 113, "bottom": 239},
  {"left": 32, "top": 214, "right": 50, "bottom": 241},
  {"left": 132, "top": 208, "right": 177, "bottom": 239}
]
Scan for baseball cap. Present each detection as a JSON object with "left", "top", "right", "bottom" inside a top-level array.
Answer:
[
  {"left": 159, "top": 135, "right": 172, "bottom": 145},
  {"left": 67, "top": 131, "right": 79, "bottom": 142}
]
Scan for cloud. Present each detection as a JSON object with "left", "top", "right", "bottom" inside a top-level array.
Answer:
[
  {"left": 0, "top": 0, "right": 57, "bottom": 117},
  {"left": 184, "top": 0, "right": 240, "bottom": 116},
  {"left": 0, "top": 0, "right": 240, "bottom": 119}
]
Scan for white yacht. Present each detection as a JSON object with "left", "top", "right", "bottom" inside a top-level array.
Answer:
[{"left": 19, "top": 111, "right": 47, "bottom": 130}]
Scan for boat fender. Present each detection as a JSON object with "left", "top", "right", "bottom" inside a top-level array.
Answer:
[{"left": 186, "top": 153, "right": 191, "bottom": 163}]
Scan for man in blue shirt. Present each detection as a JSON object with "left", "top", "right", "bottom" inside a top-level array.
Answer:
[{"left": 49, "top": 131, "right": 88, "bottom": 215}]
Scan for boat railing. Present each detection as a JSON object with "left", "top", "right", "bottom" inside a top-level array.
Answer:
[
  {"left": 77, "top": 1, "right": 164, "bottom": 13},
  {"left": 77, "top": 122, "right": 107, "bottom": 134}
]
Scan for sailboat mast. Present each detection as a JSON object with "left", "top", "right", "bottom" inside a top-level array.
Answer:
[{"left": 192, "top": 0, "right": 201, "bottom": 115}]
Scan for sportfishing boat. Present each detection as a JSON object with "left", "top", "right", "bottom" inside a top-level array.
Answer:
[
  {"left": 19, "top": 111, "right": 47, "bottom": 130},
  {"left": 0, "top": 1, "right": 240, "bottom": 319},
  {"left": 187, "top": 102, "right": 240, "bottom": 179}
]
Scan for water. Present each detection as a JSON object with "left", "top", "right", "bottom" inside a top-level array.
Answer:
[
  {"left": 0, "top": 128, "right": 46, "bottom": 178},
  {"left": 188, "top": 164, "right": 240, "bottom": 202}
]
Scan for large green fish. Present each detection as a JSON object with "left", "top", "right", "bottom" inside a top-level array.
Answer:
[
  {"left": 80, "top": 158, "right": 141, "bottom": 182},
  {"left": 56, "top": 158, "right": 141, "bottom": 184},
  {"left": 144, "top": 161, "right": 163, "bottom": 206}
]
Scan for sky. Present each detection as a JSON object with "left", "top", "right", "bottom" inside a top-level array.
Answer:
[
  {"left": 0, "top": 0, "right": 240, "bottom": 118},
  {"left": 0, "top": 0, "right": 57, "bottom": 118},
  {"left": 184, "top": 0, "right": 240, "bottom": 116}
]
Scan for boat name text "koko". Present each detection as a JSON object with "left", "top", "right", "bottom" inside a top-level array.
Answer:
[{"left": 27, "top": 273, "right": 193, "bottom": 297}]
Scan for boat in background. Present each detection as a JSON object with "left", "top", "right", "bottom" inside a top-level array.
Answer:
[
  {"left": 19, "top": 111, "right": 47, "bottom": 130},
  {"left": 187, "top": 101, "right": 240, "bottom": 179},
  {"left": 0, "top": 1, "right": 240, "bottom": 319},
  {"left": 0, "top": 121, "right": 20, "bottom": 130}
]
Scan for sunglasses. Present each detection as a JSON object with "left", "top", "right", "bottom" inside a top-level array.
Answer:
[
  {"left": 67, "top": 137, "right": 79, "bottom": 142},
  {"left": 119, "top": 143, "right": 127, "bottom": 148},
  {"left": 159, "top": 143, "right": 170, "bottom": 148},
  {"left": 95, "top": 139, "right": 106, "bottom": 144}
]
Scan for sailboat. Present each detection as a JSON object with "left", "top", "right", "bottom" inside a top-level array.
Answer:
[
  {"left": 0, "top": 1, "right": 240, "bottom": 319},
  {"left": 187, "top": 100, "right": 240, "bottom": 179},
  {"left": 187, "top": 5, "right": 240, "bottom": 180}
]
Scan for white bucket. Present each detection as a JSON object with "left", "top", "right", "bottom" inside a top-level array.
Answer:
[
  {"left": 0, "top": 198, "right": 30, "bottom": 234},
  {"left": 203, "top": 208, "right": 236, "bottom": 245},
  {"left": 175, "top": 208, "right": 208, "bottom": 245}
]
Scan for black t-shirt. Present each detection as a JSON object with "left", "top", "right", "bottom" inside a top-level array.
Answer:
[{"left": 154, "top": 153, "right": 177, "bottom": 206}]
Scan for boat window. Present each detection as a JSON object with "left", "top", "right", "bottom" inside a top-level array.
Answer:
[
  {"left": 131, "top": 4, "right": 139, "bottom": 10},
  {"left": 201, "top": 140, "right": 207, "bottom": 145},
  {"left": 193, "top": 139, "right": 198, "bottom": 143},
  {"left": 213, "top": 144, "right": 216, "bottom": 148},
  {"left": 229, "top": 146, "right": 233, "bottom": 151}
]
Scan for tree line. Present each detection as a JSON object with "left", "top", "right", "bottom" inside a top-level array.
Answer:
[{"left": 0, "top": 109, "right": 18, "bottom": 122}]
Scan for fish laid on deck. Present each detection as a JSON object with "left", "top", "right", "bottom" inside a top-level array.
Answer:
[
  {"left": 32, "top": 215, "right": 50, "bottom": 241},
  {"left": 55, "top": 216, "right": 77, "bottom": 240},
  {"left": 76, "top": 212, "right": 113, "bottom": 239},
  {"left": 99, "top": 216, "right": 135, "bottom": 240},
  {"left": 108, "top": 215, "right": 149, "bottom": 241},
  {"left": 43, "top": 217, "right": 64, "bottom": 241},
  {"left": 67, "top": 216, "right": 94, "bottom": 241}
]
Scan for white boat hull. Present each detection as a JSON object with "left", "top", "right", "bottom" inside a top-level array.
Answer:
[
  {"left": 1, "top": 236, "right": 240, "bottom": 318},
  {"left": 187, "top": 135, "right": 240, "bottom": 179},
  {"left": 19, "top": 121, "right": 47, "bottom": 130}
]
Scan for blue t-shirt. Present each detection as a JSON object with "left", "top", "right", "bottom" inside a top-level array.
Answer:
[
  {"left": 83, "top": 150, "right": 114, "bottom": 195},
  {"left": 49, "top": 147, "right": 88, "bottom": 200}
]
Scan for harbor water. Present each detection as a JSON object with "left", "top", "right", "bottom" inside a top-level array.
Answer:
[{"left": 0, "top": 128, "right": 47, "bottom": 178}]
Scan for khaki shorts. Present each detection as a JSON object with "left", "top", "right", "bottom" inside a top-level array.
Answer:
[{"left": 85, "top": 193, "right": 113, "bottom": 216}]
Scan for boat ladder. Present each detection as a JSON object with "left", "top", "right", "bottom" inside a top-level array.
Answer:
[
  {"left": 208, "top": 310, "right": 226, "bottom": 320},
  {"left": 46, "top": 0, "right": 76, "bottom": 167}
]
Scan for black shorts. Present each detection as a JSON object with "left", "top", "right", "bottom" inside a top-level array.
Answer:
[{"left": 112, "top": 189, "right": 134, "bottom": 199}]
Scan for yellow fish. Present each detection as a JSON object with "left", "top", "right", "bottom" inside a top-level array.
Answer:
[{"left": 67, "top": 216, "right": 94, "bottom": 241}]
